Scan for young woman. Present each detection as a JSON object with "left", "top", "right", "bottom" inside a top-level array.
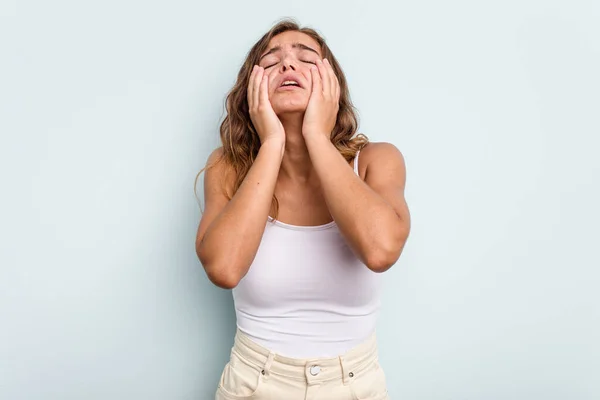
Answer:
[{"left": 196, "top": 19, "right": 411, "bottom": 400}]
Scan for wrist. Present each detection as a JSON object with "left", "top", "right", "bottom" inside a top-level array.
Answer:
[
  {"left": 303, "top": 131, "right": 330, "bottom": 144},
  {"left": 260, "top": 138, "right": 286, "bottom": 158}
]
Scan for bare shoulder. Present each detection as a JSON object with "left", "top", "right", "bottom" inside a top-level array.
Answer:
[
  {"left": 205, "top": 146, "right": 227, "bottom": 169},
  {"left": 204, "top": 146, "right": 236, "bottom": 198},
  {"left": 359, "top": 141, "right": 406, "bottom": 178},
  {"left": 360, "top": 141, "right": 404, "bottom": 159}
]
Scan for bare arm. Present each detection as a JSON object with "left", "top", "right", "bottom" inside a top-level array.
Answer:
[
  {"left": 301, "top": 59, "right": 410, "bottom": 272},
  {"left": 197, "top": 65, "right": 285, "bottom": 288},
  {"left": 195, "top": 141, "right": 284, "bottom": 289},
  {"left": 304, "top": 138, "right": 411, "bottom": 272}
]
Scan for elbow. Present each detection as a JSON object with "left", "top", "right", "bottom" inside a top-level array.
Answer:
[
  {"left": 201, "top": 258, "right": 242, "bottom": 289},
  {"left": 364, "top": 253, "right": 397, "bottom": 273},
  {"left": 207, "top": 270, "right": 241, "bottom": 289},
  {"left": 364, "top": 234, "right": 408, "bottom": 273},
  {"left": 197, "top": 244, "right": 242, "bottom": 289}
]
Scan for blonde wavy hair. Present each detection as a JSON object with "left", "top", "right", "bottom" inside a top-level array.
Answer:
[{"left": 195, "top": 18, "right": 369, "bottom": 218}]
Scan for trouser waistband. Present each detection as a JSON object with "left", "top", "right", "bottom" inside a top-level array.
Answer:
[{"left": 232, "top": 328, "right": 379, "bottom": 384}]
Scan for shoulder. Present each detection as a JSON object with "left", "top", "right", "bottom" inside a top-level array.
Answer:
[
  {"left": 204, "top": 147, "right": 236, "bottom": 197},
  {"left": 359, "top": 141, "right": 406, "bottom": 176},
  {"left": 206, "top": 146, "right": 225, "bottom": 165},
  {"left": 360, "top": 141, "right": 404, "bottom": 159},
  {"left": 204, "top": 147, "right": 227, "bottom": 177}
]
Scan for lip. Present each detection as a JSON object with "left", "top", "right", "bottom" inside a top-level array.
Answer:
[
  {"left": 276, "top": 85, "right": 302, "bottom": 91},
  {"left": 278, "top": 73, "right": 303, "bottom": 89}
]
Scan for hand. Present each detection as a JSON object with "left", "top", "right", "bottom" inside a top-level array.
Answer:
[
  {"left": 302, "top": 58, "right": 340, "bottom": 139},
  {"left": 247, "top": 65, "right": 285, "bottom": 145}
]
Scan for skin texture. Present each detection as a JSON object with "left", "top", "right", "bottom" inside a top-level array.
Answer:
[{"left": 196, "top": 31, "right": 411, "bottom": 289}]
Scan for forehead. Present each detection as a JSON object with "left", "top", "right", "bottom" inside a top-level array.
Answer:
[{"left": 265, "top": 31, "right": 322, "bottom": 56}]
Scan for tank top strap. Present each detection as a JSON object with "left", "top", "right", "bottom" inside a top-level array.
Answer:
[{"left": 353, "top": 150, "right": 361, "bottom": 177}]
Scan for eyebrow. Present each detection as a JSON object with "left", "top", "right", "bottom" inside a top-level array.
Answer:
[{"left": 259, "top": 42, "right": 320, "bottom": 61}]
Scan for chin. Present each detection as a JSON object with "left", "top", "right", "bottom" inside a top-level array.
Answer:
[{"left": 272, "top": 98, "right": 308, "bottom": 115}]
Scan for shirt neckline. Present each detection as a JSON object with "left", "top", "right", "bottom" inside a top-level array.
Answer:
[{"left": 267, "top": 216, "right": 337, "bottom": 231}]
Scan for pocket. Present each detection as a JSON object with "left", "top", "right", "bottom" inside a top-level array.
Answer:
[
  {"left": 349, "top": 359, "right": 389, "bottom": 400},
  {"left": 215, "top": 351, "right": 264, "bottom": 400}
]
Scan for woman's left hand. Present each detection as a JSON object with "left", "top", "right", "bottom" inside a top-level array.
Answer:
[{"left": 302, "top": 58, "right": 340, "bottom": 139}]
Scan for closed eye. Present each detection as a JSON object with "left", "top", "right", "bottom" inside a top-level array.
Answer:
[{"left": 264, "top": 60, "right": 315, "bottom": 69}]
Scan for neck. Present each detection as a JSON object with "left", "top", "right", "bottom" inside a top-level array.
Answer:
[{"left": 278, "top": 112, "right": 315, "bottom": 185}]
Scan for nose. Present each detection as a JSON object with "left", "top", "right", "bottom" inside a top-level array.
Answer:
[{"left": 280, "top": 55, "right": 296, "bottom": 72}]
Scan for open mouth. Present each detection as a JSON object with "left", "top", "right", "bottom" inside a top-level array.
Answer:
[{"left": 280, "top": 80, "right": 301, "bottom": 88}]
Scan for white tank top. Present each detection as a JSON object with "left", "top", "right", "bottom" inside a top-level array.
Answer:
[{"left": 232, "top": 151, "right": 383, "bottom": 358}]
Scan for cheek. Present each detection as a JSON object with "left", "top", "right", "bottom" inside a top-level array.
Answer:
[
  {"left": 268, "top": 73, "right": 280, "bottom": 93},
  {"left": 301, "top": 68, "right": 313, "bottom": 85}
]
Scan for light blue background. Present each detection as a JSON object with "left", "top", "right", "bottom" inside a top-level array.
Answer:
[{"left": 1, "top": 0, "right": 599, "bottom": 399}]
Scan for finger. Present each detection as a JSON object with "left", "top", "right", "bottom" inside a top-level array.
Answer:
[
  {"left": 247, "top": 65, "right": 257, "bottom": 107},
  {"left": 259, "top": 69, "right": 270, "bottom": 106},
  {"left": 316, "top": 59, "right": 328, "bottom": 95},
  {"left": 324, "top": 59, "right": 338, "bottom": 98},
  {"left": 310, "top": 64, "right": 322, "bottom": 97},
  {"left": 254, "top": 67, "right": 264, "bottom": 109}
]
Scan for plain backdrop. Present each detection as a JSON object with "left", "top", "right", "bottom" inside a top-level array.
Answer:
[{"left": 1, "top": 0, "right": 599, "bottom": 399}]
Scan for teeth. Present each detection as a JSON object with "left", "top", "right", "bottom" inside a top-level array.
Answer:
[{"left": 282, "top": 81, "right": 299, "bottom": 86}]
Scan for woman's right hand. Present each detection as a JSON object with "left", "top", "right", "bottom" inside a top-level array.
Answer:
[{"left": 247, "top": 66, "right": 285, "bottom": 145}]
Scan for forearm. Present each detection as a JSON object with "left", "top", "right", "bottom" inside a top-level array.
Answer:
[
  {"left": 305, "top": 135, "right": 405, "bottom": 271},
  {"left": 199, "top": 140, "right": 284, "bottom": 285}
]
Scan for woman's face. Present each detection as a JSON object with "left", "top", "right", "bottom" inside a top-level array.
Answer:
[{"left": 257, "top": 31, "right": 322, "bottom": 115}]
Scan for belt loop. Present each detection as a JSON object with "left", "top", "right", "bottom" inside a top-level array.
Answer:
[
  {"left": 261, "top": 352, "right": 275, "bottom": 381},
  {"left": 339, "top": 355, "right": 352, "bottom": 385}
]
